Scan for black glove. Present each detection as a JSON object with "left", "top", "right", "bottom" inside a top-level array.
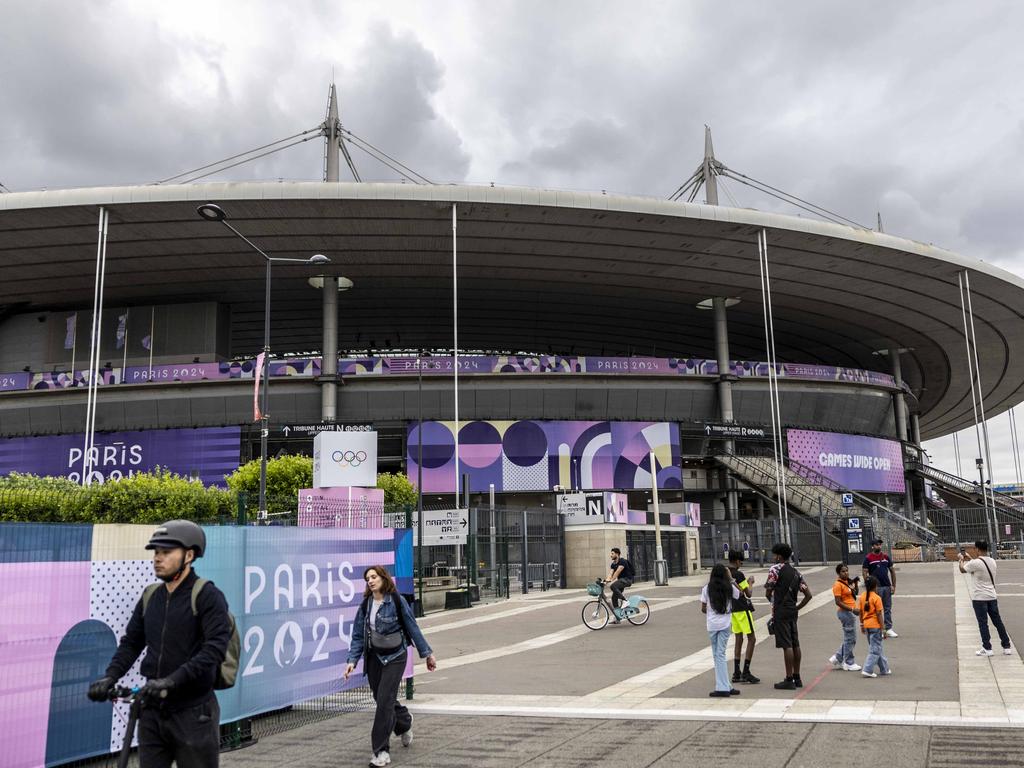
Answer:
[
  {"left": 140, "top": 677, "right": 175, "bottom": 700},
  {"left": 87, "top": 676, "right": 115, "bottom": 702}
]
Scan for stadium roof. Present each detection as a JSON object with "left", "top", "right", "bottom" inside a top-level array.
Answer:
[{"left": 2, "top": 181, "right": 1023, "bottom": 439}]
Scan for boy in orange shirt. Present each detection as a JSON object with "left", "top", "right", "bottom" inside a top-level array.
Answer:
[{"left": 859, "top": 575, "right": 891, "bottom": 677}]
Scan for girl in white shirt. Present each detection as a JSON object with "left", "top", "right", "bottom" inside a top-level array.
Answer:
[{"left": 702, "top": 563, "right": 742, "bottom": 697}]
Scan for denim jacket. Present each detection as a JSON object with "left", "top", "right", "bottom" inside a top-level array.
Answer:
[{"left": 346, "top": 593, "right": 432, "bottom": 666}]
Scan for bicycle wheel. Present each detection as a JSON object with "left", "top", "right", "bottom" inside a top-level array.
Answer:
[
  {"left": 626, "top": 600, "right": 651, "bottom": 626},
  {"left": 582, "top": 600, "right": 610, "bottom": 630}
]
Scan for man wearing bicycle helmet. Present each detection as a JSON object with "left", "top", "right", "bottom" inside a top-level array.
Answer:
[
  {"left": 606, "top": 547, "right": 635, "bottom": 623},
  {"left": 87, "top": 520, "right": 231, "bottom": 767}
]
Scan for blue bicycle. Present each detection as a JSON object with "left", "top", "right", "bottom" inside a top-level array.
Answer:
[{"left": 582, "top": 578, "right": 650, "bottom": 629}]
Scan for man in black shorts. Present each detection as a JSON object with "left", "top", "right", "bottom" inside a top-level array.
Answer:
[
  {"left": 606, "top": 547, "right": 635, "bottom": 624},
  {"left": 765, "top": 542, "right": 812, "bottom": 690}
]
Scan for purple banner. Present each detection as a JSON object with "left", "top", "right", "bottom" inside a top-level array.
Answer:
[
  {"left": 407, "top": 420, "right": 681, "bottom": 493},
  {"left": 0, "top": 427, "right": 241, "bottom": 486},
  {"left": 0, "top": 372, "right": 31, "bottom": 391},
  {"left": 1, "top": 356, "right": 896, "bottom": 392},
  {"left": 786, "top": 429, "right": 905, "bottom": 493}
]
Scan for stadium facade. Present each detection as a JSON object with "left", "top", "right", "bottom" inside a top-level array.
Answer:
[{"left": 3, "top": 154, "right": 1024, "bottom": 563}]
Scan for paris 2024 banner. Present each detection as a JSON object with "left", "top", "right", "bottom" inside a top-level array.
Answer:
[{"left": 0, "top": 523, "right": 412, "bottom": 768}]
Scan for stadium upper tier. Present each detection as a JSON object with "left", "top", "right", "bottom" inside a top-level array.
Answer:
[{"left": 2, "top": 182, "right": 1023, "bottom": 439}]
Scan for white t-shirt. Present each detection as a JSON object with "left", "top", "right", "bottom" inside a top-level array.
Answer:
[
  {"left": 369, "top": 597, "right": 384, "bottom": 627},
  {"left": 964, "top": 556, "right": 998, "bottom": 600},
  {"left": 701, "top": 584, "right": 742, "bottom": 632}
]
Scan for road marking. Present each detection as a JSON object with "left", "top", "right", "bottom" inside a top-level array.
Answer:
[{"left": 415, "top": 595, "right": 700, "bottom": 672}]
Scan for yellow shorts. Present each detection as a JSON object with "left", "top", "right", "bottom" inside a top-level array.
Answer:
[{"left": 731, "top": 610, "right": 754, "bottom": 635}]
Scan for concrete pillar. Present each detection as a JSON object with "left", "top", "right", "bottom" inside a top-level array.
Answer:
[
  {"left": 714, "top": 297, "right": 739, "bottom": 542},
  {"left": 321, "top": 277, "right": 338, "bottom": 422},
  {"left": 889, "top": 348, "right": 908, "bottom": 442}
]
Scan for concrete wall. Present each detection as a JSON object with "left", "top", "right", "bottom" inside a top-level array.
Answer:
[{"left": 564, "top": 526, "right": 628, "bottom": 588}]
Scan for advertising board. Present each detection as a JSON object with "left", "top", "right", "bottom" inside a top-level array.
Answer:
[{"left": 786, "top": 429, "right": 904, "bottom": 493}]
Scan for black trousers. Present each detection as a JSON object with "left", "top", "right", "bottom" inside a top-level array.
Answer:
[
  {"left": 365, "top": 652, "right": 412, "bottom": 755},
  {"left": 610, "top": 578, "right": 632, "bottom": 608},
  {"left": 972, "top": 599, "right": 1011, "bottom": 650},
  {"left": 137, "top": 696, "right": 220, "bottom": 768}
]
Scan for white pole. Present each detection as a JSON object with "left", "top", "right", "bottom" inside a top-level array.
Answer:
[
  {"left": 88, "top": 209, "right": 109, "bottom": 484},
  {"left": 964, "top": 271, "right": 999, "bottom": 538},
  {"left": 759, "top": 230, "right": 789, "bottom": 542},
  {"left": 958, "top": 272, "right": 992, "bottom": 538},
  {"left": 82, "top": 207, "right": 107, "bottom": 485},
  {"left": 452, "top": 203, "right": 460, "bottom": 510}
]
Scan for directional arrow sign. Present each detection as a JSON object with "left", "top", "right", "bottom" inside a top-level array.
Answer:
[{"left": 413, "top": 508, "right": 469, "bottom": 545}]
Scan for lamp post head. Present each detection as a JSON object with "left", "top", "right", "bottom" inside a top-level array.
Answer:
[
  {"left": 308, "top": 254, "right": 330, "bottom": 265},
  {"left": 196, "top": 203, "right": 227, "bottom": 222}
]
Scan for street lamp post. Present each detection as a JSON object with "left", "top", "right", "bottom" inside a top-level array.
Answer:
[{"left": 197, "top": 203, "right": 329, "bottom": 521}]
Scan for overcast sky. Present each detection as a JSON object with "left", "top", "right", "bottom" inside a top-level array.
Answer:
[{"left": 2, "top": 1, "right": 1023, "bottom": 484}]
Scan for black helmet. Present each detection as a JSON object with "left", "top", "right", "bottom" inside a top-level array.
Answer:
[{"left": 145, "top": 520, "right": 206, "bottom": 558}]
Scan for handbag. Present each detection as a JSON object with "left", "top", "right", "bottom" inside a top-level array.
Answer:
[{"left": 369, "top": 628, "right": 404, "bottom": 652}]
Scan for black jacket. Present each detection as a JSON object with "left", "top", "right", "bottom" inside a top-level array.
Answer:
[{"left": 106, "top": 569, "right": 231, "bottom": 710}]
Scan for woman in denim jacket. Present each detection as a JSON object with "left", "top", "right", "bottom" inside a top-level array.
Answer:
[{"left": 344, "top": 565, "right": 436, "bottom": 767}]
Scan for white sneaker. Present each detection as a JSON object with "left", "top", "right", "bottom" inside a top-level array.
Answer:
[
  {"left": 885, "top": 629, "right": 898, "bottom": 638},
  {"left": 369, "top": 751, "right": 391, "bottom": 767},
  {"left": 1003, "top": 648, "right": 1014, "bottom": 656},
  {"left": 828, "top": 654, "right": 841, "bottom": 668},
  {"left": 842, "top": 662, "right": 862, "bottom": 672},
  {"left": 400, "top": 713, "right": 414, "bottom": 747},
  {"left": 976, "top": 648, "right": 995, "bottom": 657},
  {"left": 861, "top": 671, "right": 878, "bottom": 678}
]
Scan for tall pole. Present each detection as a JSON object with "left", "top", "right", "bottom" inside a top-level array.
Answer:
[
  {"left": 713, "top": 296, "right": 739, "bottom": 542},
  {"left": 259, "top": 258, "right": 271, "bottom": 520},
  {"left": 452, "top": 204, "right": 459, "bottom": 510},
  {"left": 959, "top": 271, "right": 994, "bottom": 545},
  {"left": 651, "top": 450, "right": 667, "bottom": 585},
  {"left": 320, "top": 84, "right": 341, "bottom": 422},
  {"left": 417, "top": 349, "right": 424, "bottom": 613},
  {"left": 965, "top": 271, "right": 999, "bottom": 541},
  {"left": 759, "top": 229, "right": 789, "bottom": 542}
]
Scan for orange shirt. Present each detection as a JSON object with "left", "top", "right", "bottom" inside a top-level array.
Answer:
[
  {"left": 832, "top": 579, "right": 856, "bottom": 611},
  {"left": 859, "top": 592, "right": 883, "bottom": 629}
]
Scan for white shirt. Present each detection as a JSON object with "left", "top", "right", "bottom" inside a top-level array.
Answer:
[
  {"left": 701, "top": 584, "right": 742, "bottom": 632},
  {"left": 964, "top": 557, "right": 998, "bottom": 600},
  {"left": 370, "top": 597, "right": 384, "bottom": 627}
]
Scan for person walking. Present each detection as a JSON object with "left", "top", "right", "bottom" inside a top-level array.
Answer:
[
  {"left": 859, "top": 575, "right": 891, "bottom": 678},
  {"left": 343, "top": 565, "right": 437, "bottom": 768},
  {"left": 702, "top": 563, "right": 742, "bottom": 697},
  {"left": 829, "top": 563, "right": 862, "bottom": 671},
  {"left": 862, "top": 538, "right": 898, "bottom": 637},
  {"left": 87, "top": 520, "right": 232, "bottom": 768},
  {"left": 959, "top": 541, "right": 1013, "bottom": 656},
  {"left": 765, "top": 542, "right": 812, "bottom": 690},
  {"left": 727, "top": 550, "right": 760, "bottom": 684}
]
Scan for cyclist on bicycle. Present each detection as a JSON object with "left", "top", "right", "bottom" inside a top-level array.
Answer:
[
  {"left": 606, "top": 547, "right": 635, "bottom": 623},
  {"left": 87, "top": 520, "right": 231, "bottom": 768}
]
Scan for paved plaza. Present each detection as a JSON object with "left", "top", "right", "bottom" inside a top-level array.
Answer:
[{"left": 224, "top": 561, "right": 1024, "bottom": 767}]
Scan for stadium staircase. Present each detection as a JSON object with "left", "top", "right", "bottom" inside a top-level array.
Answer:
[
  {"left": 716, "top": 449, "right": 937, "bottom": 545},
  {"left": 906, "top": 459, "right": 1024, "bottom": 527}
]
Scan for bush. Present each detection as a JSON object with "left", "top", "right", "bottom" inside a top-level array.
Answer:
[
  {"left": 225, "top": 455, "right": 314, "bottom": 517},
  {"left": 0, "top": 469, "right": 233, "bottom": 523},
  {"left": 377, "top": 471, "right": 416, "bottom": 511}
]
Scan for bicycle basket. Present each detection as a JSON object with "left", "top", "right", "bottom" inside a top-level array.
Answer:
[{"left": 586, "top": 582, "right": 602, "bottom": 596}]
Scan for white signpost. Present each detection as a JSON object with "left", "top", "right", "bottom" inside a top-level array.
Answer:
[{"left": 413, "top": 508, "right": 469, "bottom": 546}]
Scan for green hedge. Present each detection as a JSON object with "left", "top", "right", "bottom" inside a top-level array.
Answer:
[
  {"left": 0, "top": 469, "right": 233, "bottom": 523},
  {"left": 1, "top": 460, "right": 418, "bottom": 523}
]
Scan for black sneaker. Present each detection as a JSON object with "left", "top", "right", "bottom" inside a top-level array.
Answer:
[
  {"left": 793, "top": 677, "right": 803, "bottom": 688},
  {"left": 709, "top": 690, "right": 732, "bottom": 697},
  {"left": 742, "top": 670, "right": 760, "bottom": 684},
  {"left": 774, "top": 678, "right": 796, "bottom": 690},
  {"left": 731, "top": 670, "right": 743, "bottom": 683}
]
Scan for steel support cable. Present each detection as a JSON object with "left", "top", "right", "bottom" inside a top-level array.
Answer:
[
  {"left": 668, "top": 167, "right": 703, "bottom": 201},
  {"left": 342, "top": 137, "right": 425, "bottom": 184},
  {"left": 174, "top": 135, "right": 321, "bottom": 184},
  {"left": 340, "top": 128, "right": 433, "bottom": 184},
  {"left": 719, "top": 168, "right": 869, "bottom": 229},
  {"left": 153, "top": 128, "right": 322, "bottom": 185}
]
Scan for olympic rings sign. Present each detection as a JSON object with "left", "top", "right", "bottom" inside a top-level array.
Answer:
[{"left": 331, "top": 449, "right": 368, "bottom": 468}]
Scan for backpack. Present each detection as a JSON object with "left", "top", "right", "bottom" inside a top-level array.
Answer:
[{"left": 142, "top": 578, "right": 240, "bottom": 690}]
